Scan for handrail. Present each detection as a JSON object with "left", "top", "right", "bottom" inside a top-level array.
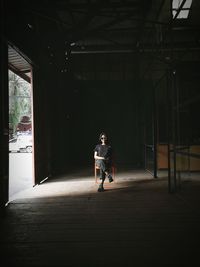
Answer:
[
  {"left": 170, "top": 150, "right": 200, "bottom": 159},
  {"left": 169, "top": 146, "right": 189, "bottom": 152}
]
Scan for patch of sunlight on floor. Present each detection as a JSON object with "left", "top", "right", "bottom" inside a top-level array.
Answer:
[{"left": 8, "top": 169, "right": 155, "bottom": 201}]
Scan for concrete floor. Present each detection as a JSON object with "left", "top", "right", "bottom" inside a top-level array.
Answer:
[
  {"left": 1, "top": 168, "right": 200, "bottom": 267},
  {"left": 9, "top": 152, "right": 33, "bottom": 200}
]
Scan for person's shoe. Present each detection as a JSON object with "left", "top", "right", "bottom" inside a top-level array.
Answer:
[
  {"left": 98, "top": 185, "right": 104, "bottom": 192},
  {"left": 108, "top": 174, "right": 113, "bottom": 183}
]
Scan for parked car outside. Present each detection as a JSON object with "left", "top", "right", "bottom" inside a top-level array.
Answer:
[{"left": 9, "top": 134, "right": 33, "bottom": 153}]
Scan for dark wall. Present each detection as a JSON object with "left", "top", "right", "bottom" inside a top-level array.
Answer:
[
  {"left": 154, "top": 62, "right": 200, "bottom": 146},
  {"left": 32, "top": 68, "right": 53, "bottom": 183},
  {"left": 47, "top": 77, "right": 145, "bottom": 175},
  {"left": 47, "top": 61, "right": 200, "bottom": 175},
  {"left": 176, "top": 62, "right": 200, "bottom": 145}
]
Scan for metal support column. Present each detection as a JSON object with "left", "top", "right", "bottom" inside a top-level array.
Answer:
[
  {"left": 172, "top": 68, "right": 177, "bottom": 192},
  {"left": 153, "top": 86, "right": 158, "bottom": 178},
  {"left": 0, "top": 0, "right": 9, "bottom": 215}
]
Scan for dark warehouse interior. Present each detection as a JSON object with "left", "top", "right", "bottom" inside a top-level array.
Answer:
[{"left": 1, "top": 0, "right": 200, "bottom": 266}]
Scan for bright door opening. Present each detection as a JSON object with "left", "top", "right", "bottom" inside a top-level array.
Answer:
[{"left": 8, "top": 68, "right": 34, "bottom": 201}]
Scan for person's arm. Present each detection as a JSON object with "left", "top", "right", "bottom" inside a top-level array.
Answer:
[{"left": 94, "top": 151, "right": 105, "bottom": 160}]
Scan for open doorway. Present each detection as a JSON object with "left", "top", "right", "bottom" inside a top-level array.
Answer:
[{"left": 8, "top": 46, "right": 34, "bottom": 201}]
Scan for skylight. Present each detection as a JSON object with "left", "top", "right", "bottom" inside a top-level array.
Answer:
[{"left": 172, "top": 0, "right": 193, "bottom": 19}]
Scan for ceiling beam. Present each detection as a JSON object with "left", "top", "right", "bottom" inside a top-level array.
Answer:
[
  {"left": 71, "top": 42, "right": 200, "bottom": 54},
  {"left": 8, "top": 63, "right": 31, "bottom": 83}
]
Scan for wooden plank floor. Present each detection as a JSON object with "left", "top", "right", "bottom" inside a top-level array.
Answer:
[{"left": 1, "top": 168, "right": 200, "bottom": 267}]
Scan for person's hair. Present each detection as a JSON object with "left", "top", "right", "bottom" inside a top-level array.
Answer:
[{"left": 99, "top": 132, "right": 108, "bottom": 141}]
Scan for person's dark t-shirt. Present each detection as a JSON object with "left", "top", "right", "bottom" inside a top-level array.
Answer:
[{"left": 94, "top": 144, "right": 112, "bottom": 162}]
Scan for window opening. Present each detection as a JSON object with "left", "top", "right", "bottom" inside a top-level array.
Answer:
[{"left": 172, "top": 0, "right": 192, "bottom": 19}]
